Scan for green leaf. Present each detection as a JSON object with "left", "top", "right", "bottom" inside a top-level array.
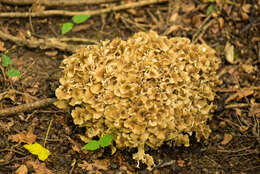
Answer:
[
  {"left": 72, "top": 14, "right": 91, "bottom": 24},
  {"left": 98, "top": 134, "right": 114, "bottom": 148},
  {"left": 61, "top": 22, "right": 74, "bottom": 35},
  {"left": 206, "top": 4, "right": 214, "bottom": 16},
  {"left": 2, "top": 54, "right": 12, "bottom": 67},
  {"left": 6, "top": 68, "right": 20, "bottom": 77},
  {"left": 81, "top": 140, "right": 100, "bottom": 151}
]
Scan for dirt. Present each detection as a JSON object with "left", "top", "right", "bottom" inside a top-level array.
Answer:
[{"left": 0, "top": 0, "right": 260, "bottom": 174}]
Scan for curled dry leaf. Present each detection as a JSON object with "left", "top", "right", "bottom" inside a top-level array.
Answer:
[
  {"left": 26, "top": 160, "right": 53, "bottom": 174},
  {"left": 15, "top": 164, "right": 28, "bottom": 174},
  {"left": 221, "top": 133, "right": 233, "bottom": 145},
  {"left": 8, "top": 130, "right": 37, "bottom": 144},
  {"left": 0, "top": 41, "right": 6, "bottom": 51}
]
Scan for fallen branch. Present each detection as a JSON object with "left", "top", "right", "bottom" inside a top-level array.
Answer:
[
  {"left": 0, "top": 30, "right": 85, "bottom": 52},
  {"left": 0, "top": 98, "right": 57, "bottom": 117},
  {"left": 1, "top": 0, "right": 118, "bottom": 6},
  {"left": 0, "top": 0, "right": 168, "bottom": 18}
]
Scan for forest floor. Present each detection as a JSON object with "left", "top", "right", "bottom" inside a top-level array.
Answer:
[{"left": 0, "top": 0, "right": 259, "bottom": 173}]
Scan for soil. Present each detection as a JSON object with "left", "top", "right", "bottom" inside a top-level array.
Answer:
[{"left": 0, "top": 0, "right": 259, "bottom": 174}]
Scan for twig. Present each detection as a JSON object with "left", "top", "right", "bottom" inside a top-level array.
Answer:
[
  {"left": 0, "top": 0, "right": 169, "bottom": 18},
  {"left": 192, "top": 14, "right": 212, "bottom": 43},
  {"left": 0, "top": 30, "right": 81, "bottom": 52},
  {"left": 224, "top": 103, "right": 260, "bottom": 109},
  {"left": 44, "top": 118, "right": 53, "bottom": 147},
  {"left": 0, "top": 98, "right": 57, "bottom": 117},
  {"left": 216, "top": 86, "right": 260, "bottom": 92},
  {"left": 1, "top": 0, "right": 118, "bottom": 6},
  {"left": 69, "top": 159, "right": 77, "bottom": 174},
  {"left": 192, "top": 19, "right": 214, "bottom": 44}
]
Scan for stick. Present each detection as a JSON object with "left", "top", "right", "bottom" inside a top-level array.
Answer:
[
  {"left": 1, "top": 0, "right": 118, "bottom": 6},
  {"left": 192, "top": 14, "right": 212, "bottom": 44},
  {"left": 0, "top": 30, "right": 81, "bottom": 52},
  {"left": 0, "top": 0, "right": 169, "bottom": 18},
  {"left": 224, "top": 103, "right": 260, "bottom": 109},
  {"left": 216, "top": 87, "right": 260, "bottom": 92},
  {"left": 0, "top": 98, "right": 57, "bottom": 117}
]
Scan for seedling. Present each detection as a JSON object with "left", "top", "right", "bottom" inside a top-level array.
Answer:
[
  {"left": 206, "top": 0, "right": 235, "bottom": 16},
  {"left": 81, "top": 134, "right": 114, "bottom": 151},
  {"left": 1, "top": 53, "right": 20, "bottom": 77},
  {"left": 61, "top": 14, "right": 91, "bottom": 35}
]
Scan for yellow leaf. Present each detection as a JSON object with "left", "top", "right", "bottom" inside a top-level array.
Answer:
[{"left": 23, "top": 142, "right": 51, "bottom": 161}]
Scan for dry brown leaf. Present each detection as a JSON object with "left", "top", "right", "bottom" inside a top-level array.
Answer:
[
  {"left": 249, "top": 104, "right": 260, "bottom": 117},
  {"left": 169, "top": 12, "right": 179, "bottom": 23},
  {"left": 242, "top": 4, "right": 251, "bottom": 13},
  {"left": 0, "top": 41, "right": 6, "bottom": 51},
  {"left": 0, "top": 118, "right": 14, "bottom": 131},
  {"left": 218, "top": 17, "right": 224, "bottom": 29},
  {"left": 15, "top": 164, "right": 28, "bottom": 174},
  {"left": 26, "top": 160, "right": 53, "bottom": 174},
  {"left": 221, "top": 133, "right": 233, "bottom": 145},
  {"left": 78, "top": 161, "right": 94, "bottom": 171},
  {"left": 92, "top": 159, "right": 110, "bottom": 171},
  {"left": 241, "top": 12, "right": 249, "bottom": 20},
  {"left": 241, "top": 64, "right": 255, "bottom": 74},
  {"left": 67, "top": 137, "right": 82, "bottom": 153},
  {"left": 78, "top": 160, "right": 110, "bottom": 171},
  {"left": 166, "top": 25, "right": 180, "bottom": 35},
  {"left": 237, "top": 89, "right": 254, "bottom": 100},
  {"left": 8, "top": 130, "right": 36, "bottom": 144},
  {"left": 182, "top": 2, "right": 195, "bottom": 13}
]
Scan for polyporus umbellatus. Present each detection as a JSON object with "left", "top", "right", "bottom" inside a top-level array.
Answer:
[{"left": 55, "top": 31, "right": 221, "bottom": 169}]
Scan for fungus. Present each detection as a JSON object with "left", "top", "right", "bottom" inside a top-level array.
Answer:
[{"left": 55, "top": 31, "right": 221, "bottom": 170}]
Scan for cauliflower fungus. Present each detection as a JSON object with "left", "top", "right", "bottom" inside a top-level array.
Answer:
[{"left": 55, "top": 31, "right": 221, "bottom": 169}]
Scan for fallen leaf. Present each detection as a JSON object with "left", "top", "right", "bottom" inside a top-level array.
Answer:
[
  {"left": 249, "top": 104, "right": 260, "bottom": 117},
  {"left": 0, "top": 118, "right": 14, "bottom": 132},
  {"left": 166, "top": 25, "right": 181, "bottom": 35},
  {"left": 78, "top": 161, "right": 93, "bottom": 171},
  {"left": 78, "top": 159, "right": 110, "bottom": 171},
  {"left": 23, "top": 143, "right": 51, "bottom": 161},
  {"left": 241, "top": 64, "right": 255, "bottom": 74},
  {"left": 218, "top": 17, "right": 224, "bottom": 29},
  {"left": 221, "top": 133, "right": 233, "bottom": 145},
  {"left": 225, "top": 42, "right": 236, "bottom": 64},
  {"left": 26, "top": 160, "right": 53, "bottom": 174},
  {"left": 15, "top": 164, "right": 28, "bottom": 174},
  {"left": 92, "top": 159, "right": 110, "bottom": 171},
  {"left": 8, "top": 130, "right": 37, "bottom": 144},
  {"left": 0, "top": 41, "right": 6, "bottom": 51},
  {"left": 169, "top": 12, "right": 179, "bottom": 22},
  {"left": 237, "top": 89, "right": 254, "bottom": 100}
]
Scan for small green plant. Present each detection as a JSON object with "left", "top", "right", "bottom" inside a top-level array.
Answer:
[
  {"left": 61, "top": 14, "right": 91, "bottom": 35},
  {"left": 206, "top": 4, "right": 215, "bottom": 16},
  {"left": 1, "top": 53, "right": 20, "bottom": 77},
  {"left": 206, "top": 0, "right": 235, "bottom": 16},
  {"left": 81, "top": 134, "right": 114, "bottom": 151}
]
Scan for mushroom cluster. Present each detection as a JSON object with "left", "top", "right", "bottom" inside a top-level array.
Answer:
[{"left": 55, "top": 31, "right": 221, "bottom": 169}]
